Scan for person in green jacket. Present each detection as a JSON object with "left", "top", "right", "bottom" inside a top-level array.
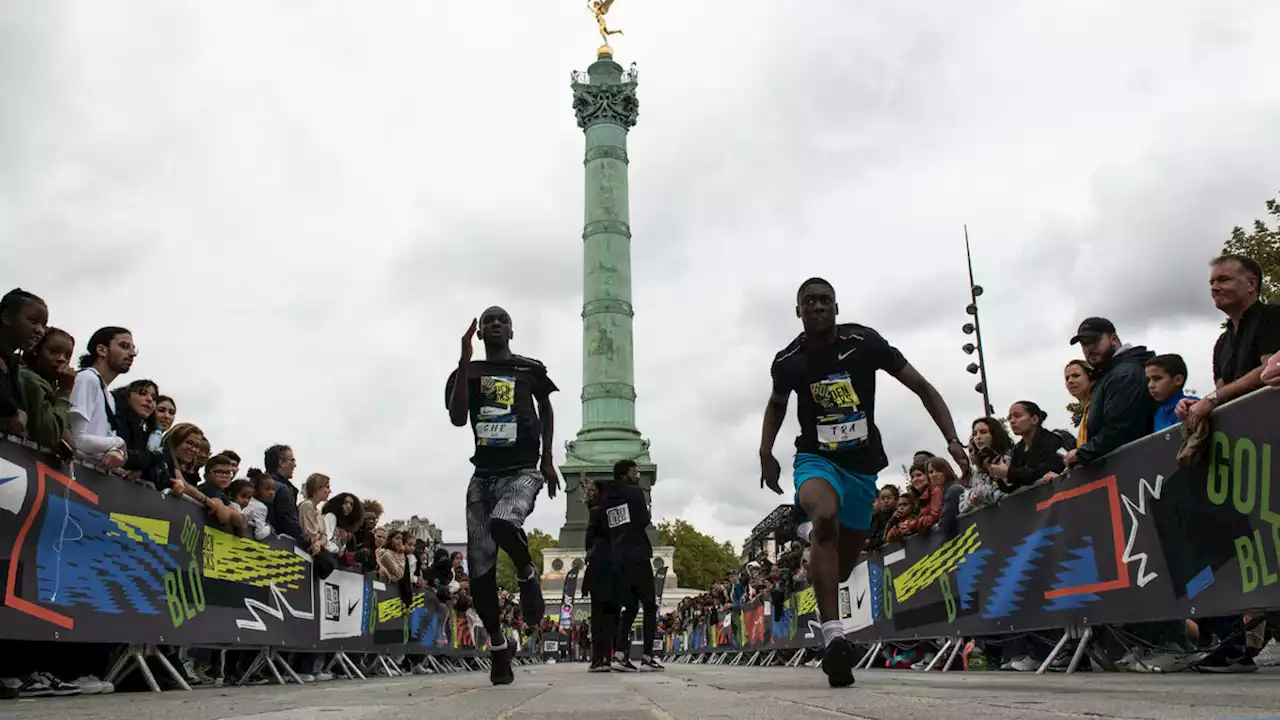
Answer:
[{"left": 20, "top": 327, "right": 77, "bottom": 453}]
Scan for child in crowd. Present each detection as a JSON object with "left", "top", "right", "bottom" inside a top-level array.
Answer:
[
  {"left": 228, "top": 479, "right": 254, "bottom": 511},
  {"left": 1147, "top": 354, "right": 1197, "bottom": 431},
  {"left": 884, "top": 492, "right": 921, "bottom": 544},
  {"left": 243, "top": 474, "right": 275, "bottom": 541},
  {"left": 18, "top": 327, "right": 77, "bottom": 453}
]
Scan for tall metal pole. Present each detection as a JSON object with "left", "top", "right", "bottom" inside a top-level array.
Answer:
[{"left": 963, "top": 225, "right": 994, "bottom": 417}]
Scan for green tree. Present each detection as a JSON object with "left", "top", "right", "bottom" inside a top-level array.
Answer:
[
  {"left": 1223, "top": 193, "right": 1280, "bottom": 301},
  {"left": 657, "top": 519, "right": 740, "bottom": 591},
  {"left": 496, "top": 528, "right": 559, "bottom": 593},
  {"left": 1067, "top": 401, "right": 1085, "bottom": 428}
]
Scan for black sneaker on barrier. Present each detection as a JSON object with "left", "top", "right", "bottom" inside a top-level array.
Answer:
[
  {"left": 822, "top": 637, "right": 857, "bottom": 688},
  {"left": 490, "top": 642, "right": 515, "bottom": 686}
]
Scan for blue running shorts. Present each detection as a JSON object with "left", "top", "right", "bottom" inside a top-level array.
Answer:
[{"left": 793, "top": 452, "right": 878, "bottom": 531}]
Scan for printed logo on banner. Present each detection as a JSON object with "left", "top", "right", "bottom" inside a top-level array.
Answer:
[
  {"left": 840, "top": 562, "right": 874, "bottom": 634},
  {"left": 319, "top": 570, "right": 365, "bottom": 640},
  {"left": 323, "top": 583, "right": 340, "bottom": 622}
]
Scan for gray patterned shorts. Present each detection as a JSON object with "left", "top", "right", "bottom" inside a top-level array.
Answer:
[{"left": 465, "top": 468, "right": 544, "bottom": 578}]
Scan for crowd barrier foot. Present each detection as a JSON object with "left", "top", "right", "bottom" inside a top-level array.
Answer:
[
  {"left": 922, "top": 638, "right": 953, "bottom": 672},
  {"left": 105, "top": 643, "right": 190, "bottom": 693},
  {"left": 1036, "top": 629, "right": 1073, "bottom": 675},
  {"left": 942, "top": 637, "right": 964, "bottom": 672},
  {"left": 328, "top": 651, "right": 366, "bottom": 680},
  {"left": 785, "top": 649, "right": 807, "bottom": 667}
]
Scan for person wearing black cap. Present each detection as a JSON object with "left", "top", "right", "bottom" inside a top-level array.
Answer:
[{"left": 1064, "top": 317, "right": 1155, "bottom": 468}]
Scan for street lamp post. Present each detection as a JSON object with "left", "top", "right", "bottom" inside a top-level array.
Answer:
[{"left": 960, "top": 225, "right": 995, "bottom": 418}]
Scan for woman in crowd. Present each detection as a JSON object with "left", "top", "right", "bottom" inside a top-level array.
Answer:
[
  {"left": 892, "top": 463, "right": 941, "bottom": 541},
  {"left": 149, "top": 395, "right": 176, "bottom": 452},
  {"left": 354, "top": 500, "right": 384, "bottom": 572},
  {"left": 989, "top": 401, "right": 1066, "bottom": 492},
  {"left": 298, "top": 473, "right": 332, "bottom": 544},
  {"left": 320, "top": 491, "right": 364, "bottom": 564},
  {"left": 959, "top": 417, "right": 1014, "bottom": 514},
  {"left": 0, "top": 289, "right": 48, "bottom": 437},
  {"left": 378, "top": 530, "right": 407, "bottom": 582},
  {"left": 1065, "top": 360, "right": 1095, "bottom": 446},
  {"left": 162, "top": 422, "right": 244, "bottom": 529},
  {"left": 18, "top": 327, "right": 76, "bottom": 452},
  {"left": 111, "top": 379, "right": 163, "bottom": 485}
]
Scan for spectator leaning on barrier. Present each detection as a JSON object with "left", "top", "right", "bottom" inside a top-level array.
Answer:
[
  {"left": 1178, "top": 254, "right": 1280, "bottom": 428},
  {"left": 320, "top": 492, "right": 363, "bottom": 562},
  {"left": 264, "top": 444, "right": 319, "bottom": 553},
  {"left": 1, "top": 289, "right": 49, "bottom": 437},
  {"left": 1146, "top": 354, "right": 1197, "bottom": 432},
  {"left": 18, "top": 327, "right": 76, "bottom": 453},
  {"left": 960, "top": 417, "right": 1012, "bottom": 514},
  {"left": 150, "top": 394, "right": 176, "bottom": 452},
  {"left": 1064, "top": 318, "right": 1155, "bottom": 468},
  {"left": 990, "top": 401, "right": 1065, "bottom": 490},
  {"left": 111, "top": 379, "right": 162, "bottom": 485},
  {"left": 298, "top": 472, "right": 332, "bottom": 541},
  {"left": 241, "top": 474, "right": 272, "bottom": 541},
  {"left": 69, "top": 326, "right": 135, "bottom": 469},
  {"left": 865, "top": 484, "right": 899, "bottom": 552},
  {"left": 884, "top": 491, "right": 920, "bottom": 544}
]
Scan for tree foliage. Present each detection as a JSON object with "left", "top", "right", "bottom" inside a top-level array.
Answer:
[
  {"left": 1066, "top": 401, "right": 1085, "bottom": 428},
  {"left": 1223, "top": 194, "right": 1280, "bottom": 301},
  {"left": 496, "top": 528, "right": 558, "bottom": 593},
  {"left": 657, "top": 519, "right": 739, "bottom": 591}
]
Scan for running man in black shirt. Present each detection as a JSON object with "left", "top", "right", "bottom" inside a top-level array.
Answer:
[
  {"left": 446, "top": 307, "right": 560, "bottom": 685},
  {"left": 759, "top": 278, "right": 968, "bottom": 687},
  {"left": 606, "top": 460, "right": 662, "bottom": 671}
]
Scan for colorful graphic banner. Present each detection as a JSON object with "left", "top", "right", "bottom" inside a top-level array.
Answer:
[{"left": 0, "top": 444, "right": 526, "bottom": 657}]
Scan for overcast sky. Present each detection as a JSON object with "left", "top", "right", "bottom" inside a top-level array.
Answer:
[{"left": 4, "top": 1, "right": 1278, "bottom": 560}]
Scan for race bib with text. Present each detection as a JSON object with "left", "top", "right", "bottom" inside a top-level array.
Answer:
[{"left": 606, "top": 504, "right": 632, "bottom": 528}]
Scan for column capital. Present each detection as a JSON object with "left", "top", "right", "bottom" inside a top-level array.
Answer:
[{"left": 571, "top": 80, "right": 639, "bottom": 130}]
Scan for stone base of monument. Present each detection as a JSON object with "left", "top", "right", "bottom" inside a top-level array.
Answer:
[{"left": 540, "top": 546, "right": 701, "bottom": 617}]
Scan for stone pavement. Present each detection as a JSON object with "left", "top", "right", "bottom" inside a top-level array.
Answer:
[{"left": 2, "top": 661, "right": 1278, "bottom": 720}]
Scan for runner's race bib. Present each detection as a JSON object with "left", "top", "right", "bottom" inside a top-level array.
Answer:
[
  {"left": 816, "top": 412, "right": 868, "bottom": 449},
  {"left": 477, "top": 375, "right": 517, "bottom": 446},
  {"left": 606, "top": 504, "right": 632, "bottom": 528},
  {"left": 476, "top": 417, "right": 517, "bottom": 446}
]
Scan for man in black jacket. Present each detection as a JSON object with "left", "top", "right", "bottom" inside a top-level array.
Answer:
[
  {"left": 605, "top": 459, "right": 662, "bottom": 671},
  {"left": 1064, "top": 318, "right": 1156, "bottom": 468}
]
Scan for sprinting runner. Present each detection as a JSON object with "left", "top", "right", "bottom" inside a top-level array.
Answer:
[
  {"left": 759, "top": 278, "right": 968, "bottom": 687},
  {"left": 446, "top": 307, "right": 560, "bottom": 686}
]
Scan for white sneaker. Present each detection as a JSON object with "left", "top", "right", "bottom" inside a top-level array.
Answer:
[
  {"left": 1256, "top": 639, "right": 1280, "bottom": 667},
  {"left": 296, "top": 673, "right": 315, "bottom": 683},
  {"left": 1009, "top": 656, "right": 1040, "bottom": 672},
  {"left": 73, "top": 676, "right": 114, "bottom": 695},
  {"left": 314, "top": 671, "right": 334, "bottom": 681}
]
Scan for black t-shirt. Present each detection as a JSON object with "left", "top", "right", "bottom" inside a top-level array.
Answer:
[
  {"left": 1213, "top": 301, "right": 1280, "bottom": 385},
  {"left": 771, "top": 323, "right": 907, "bottom": 475},
  {"left": 198, "top": 480, "right": 230, "bottom": 505},
  {"left": 444, "top": 355, "right": 557, "bottom": 476}
]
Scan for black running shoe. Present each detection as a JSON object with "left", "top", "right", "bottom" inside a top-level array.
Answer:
[
  {"left": 588, "top": 663, "right": 611, "bottom": 674},
  {"left": 490, "top": 642, "right": 515, "bottom": 686},
  {"left": 612, "top": 653, "right": 638, "bottom": 673},
  {"left": 641, "top": 656, "right": 665, "bottom": 671},
  {"left": 518, "top": 575, "right": 546, "bottom": 628},
  {"left": 822, "top": 637, "right": 857, "bottom": 688}
]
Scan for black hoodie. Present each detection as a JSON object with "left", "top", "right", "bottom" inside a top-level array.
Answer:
[
  {"left": 1077, "top": 345, "right": 1156, "bottom": 465},
  {"left": 601, "top": 480, "right": 652, "bottom": 566}
]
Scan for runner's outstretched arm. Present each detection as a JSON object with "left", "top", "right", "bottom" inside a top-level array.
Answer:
[
  {"left": 758, "top": 390, "right": 789, "bottom": 494},
  {"left": 892, "top": 363, "right": 970, "bottom": 475},
  {"left": 537, "top": 394, "right": 560, "bottom": 498}
]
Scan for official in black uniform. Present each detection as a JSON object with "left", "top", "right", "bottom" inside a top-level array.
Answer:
[{"left": 605, "top": 460, "right": 663, "bottom": 671}]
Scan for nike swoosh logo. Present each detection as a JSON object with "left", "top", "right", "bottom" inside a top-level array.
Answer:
[
  {"left": 347, "top": 599, "right": 360, "bottom": 615},
  {"left": 856, "top": 590, "right": 866, "bottom": 608},
  {"left": 838, "top": 348, "right": 856, "bottom": 360}
]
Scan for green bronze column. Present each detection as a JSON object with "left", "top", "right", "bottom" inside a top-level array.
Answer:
[{"left": 558, "top": 47, "right": 657, "bottom": 548}]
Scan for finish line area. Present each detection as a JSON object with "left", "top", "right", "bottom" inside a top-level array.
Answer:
[{"left": 9, "top": 662, "right": 1278, "bottom": 720}]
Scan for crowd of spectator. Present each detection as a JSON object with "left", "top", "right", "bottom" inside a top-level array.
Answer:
[
  {"left": 730, "top": 254, "right": 1280, "bottom": 674},
  {"left": 0, "top": 288, "right": 532, "bottom": 698},
  {"left": 665, "top": 553, "right": 810, "bottom": 642}
]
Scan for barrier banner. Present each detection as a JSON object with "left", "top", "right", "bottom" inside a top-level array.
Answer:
[
  {"left": 668, "top": 389, "right": 1280, "bottom": 654},
  {"left": 0, "top": 441, "right": 498, "bottom": 658}
]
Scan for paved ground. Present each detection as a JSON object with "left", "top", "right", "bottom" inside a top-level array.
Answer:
[{"left": 3, "top": 661, "right": 1279, "bottom": 720}]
